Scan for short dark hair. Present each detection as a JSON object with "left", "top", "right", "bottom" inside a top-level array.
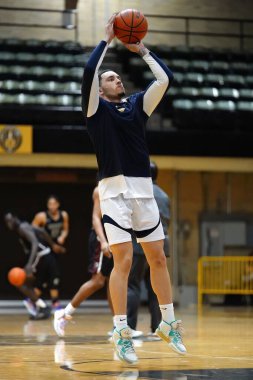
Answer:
[
  {"left": 46, "top": 194, "right": 60, "bottom": 204},
  {"left": 98, "top": 69, "right": 111, "bottom": 85},
  {"left": 150, "top": 161, "right": 158, "bottom": 182}
]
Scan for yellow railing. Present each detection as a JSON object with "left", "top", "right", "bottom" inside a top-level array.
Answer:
[{"left": 198, "top": 256, "right": 253, "bottom": 308}]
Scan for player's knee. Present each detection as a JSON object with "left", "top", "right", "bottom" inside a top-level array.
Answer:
[{"left": 149, "top": 253, "right": 167, "bottom": 269}]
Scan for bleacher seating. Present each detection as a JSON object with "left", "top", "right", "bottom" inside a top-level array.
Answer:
[
  {"left": 117, "top": 44, "right": 253, "bottom": 130},
  {"left": 0, "top": 38, "right": 85, "bottom": 112}
]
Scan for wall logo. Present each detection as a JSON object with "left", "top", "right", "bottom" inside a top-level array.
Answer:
[
  {"left": 0, "top": 125, "right": 32, "bottom": 154},
  {"left": 0, "top": 125, "right": 22, "bottom": 153}
]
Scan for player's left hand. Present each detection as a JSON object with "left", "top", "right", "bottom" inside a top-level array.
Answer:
[
  {"left": 123, "top": 41, "right": 148, "bottom": 56},
  {"left": 57, "top": 236, "right": 65, "bottom": 245}
]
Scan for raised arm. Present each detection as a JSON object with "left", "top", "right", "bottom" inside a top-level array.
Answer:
[
  {"left": 124, "top": 42, "right": 174, "bottom": 116},
  {"left": 81, "top": 14, "right": 116, "bottom": 117}
]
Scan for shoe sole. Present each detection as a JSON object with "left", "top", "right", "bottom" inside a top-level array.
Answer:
[
  {"left": 155, "top": 329, "right": 187, "bottom": 356},
  {"left": 115, "top": 350, "right": 138, "bottom": 365}
]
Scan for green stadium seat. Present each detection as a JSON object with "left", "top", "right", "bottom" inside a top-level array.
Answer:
[
  {"left": 189, "top": 60, "right": 209, "bottom": 73},
  {"left": 178, "top": 87, "right": 199, "bottom": 99},
  {"left": 219, "top": 88, "right": 239, "bottom": 101},
  {"left": 51, "top": 67, "right": 69, "bottom": 79},
  {"left": 209, "top": 61, "right": 229, "bottom": 74},
  {"left": 55, "top": 94, "right": 74, "bottom": 106},
  {"left": 169, "top": 59, "right": 189, "bottom": 72},
  {"left": 73, "top": 96, "right": 82, "bottom": 108},
  {"left": 172, "top": 72, "right": 184, "bottom": 87},
  {"left": 36, "top": 53, "right": 56, "bottom": 64},
  {"left": 16, "top": 52, "right": 36, "bottom": 63},
  {"left": 239, "top": 89, "right": 253, "bottom": 101},
  {"left": 0, "top": 52, "right": 16, "bottom": 63},
  {"left": 62, "top": 81, "right": 80, "bottom": 93},
  {"left": 230, "top": 62, "right": 251, "bottom": 75},
  {"left": 199, "top": 87, "right": 219, "bottom": 100},
  {"left": 184, "top": 72, "right": 204, "bottom": 87},
  {"left": 69, "top": 67, "right": 83, "bottom": 80},
  {"left": 204, "top": 73, "right": 224, "bottom": 88},
  {"left": 1, "top": 80, "right": 20, "bottom": 91},
  {"left": 30, "top": 66, "right": 51, "bottom": 77},
  {"left": 224, "top": 74, "right": 245, "bottom": 89}
]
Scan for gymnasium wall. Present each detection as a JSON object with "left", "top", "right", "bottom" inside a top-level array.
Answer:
[
  {"left": 0, "top": 0, "right": 253, "bottom": 48},
  {"left": 158, "top": 170, "right": 253, "bottom": 286}
]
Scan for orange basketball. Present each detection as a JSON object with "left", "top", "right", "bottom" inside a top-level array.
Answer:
[
  {"left": 114, "top": 9, "right": 148, "bottom": 44},
  {"left": 8, "top": 267, "right": 26, "bottom": 286}
]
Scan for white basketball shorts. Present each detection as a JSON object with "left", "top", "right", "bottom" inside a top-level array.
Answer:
[{"left": 100, "top": 194, "right": 164, "bottom": 246}]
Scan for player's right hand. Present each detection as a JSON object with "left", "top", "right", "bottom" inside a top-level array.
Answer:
[
  {"left": 101, "top": 241, "right": 111, "bottom": 258},
  {"left": 105, "top": 13, "right": 117, "bottom": 43},
  {"left": 53, "top": 243, "right": 66, "bottom": 254}
]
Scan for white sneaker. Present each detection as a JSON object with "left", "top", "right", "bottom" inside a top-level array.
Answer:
[
  {"left": 23, "top": 298, "right": 37, "bottom": 316},
  {"left": 131, "top": 329, "right": 143, "bottom": 338},
  {"left": 54, "top": 309, "right": 72, "bottom": 337},
  {"left": 113, "top": 327, "right": 138, "bottom": 364},
  {"left": 156, "top": 320, "right": 187, "bottom": 355}
]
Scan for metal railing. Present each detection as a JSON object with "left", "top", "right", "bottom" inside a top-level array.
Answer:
[
  {"left": 146, "top": 14, "right": 253, "bottom": 51},
  {"left": 0, "top": 6, "right": 78, "bottom": 41},
  {"left": 198, "top": 256, "right": 253, "bottom": 308}
]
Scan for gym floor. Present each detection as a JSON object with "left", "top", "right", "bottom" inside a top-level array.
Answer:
[{"left": 0, "top": 306, "right": 253, "bottom": 380}]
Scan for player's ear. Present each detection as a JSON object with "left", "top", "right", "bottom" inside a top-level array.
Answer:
[{"left": 99, "top": 87, "right": 104, "bottom": 96}]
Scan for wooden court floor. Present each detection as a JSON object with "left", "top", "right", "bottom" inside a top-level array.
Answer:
[{"left": 0, "top": 306, "right": 253, "bottom": 380}]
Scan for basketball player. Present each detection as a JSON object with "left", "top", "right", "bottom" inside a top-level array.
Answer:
[
  {"left": 80, "top": 14, "right": 186, "bottom": 364},
  {"left": 32, "top": 195, "right": 69, "bottom": 309},
  {"left": 4, "top": 212, "right": 65, "bottom": 320},
  {"left": 32, "top": 195, "right": 69, "bottom": 246}
]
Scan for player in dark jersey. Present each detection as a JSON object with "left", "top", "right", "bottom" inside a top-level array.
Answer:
[
  {"left": 80, "top": 14, "right": 186, "bottom": 364},
  {"left": 4, "top": 212, "right": 65, "bottom": 320},
  {"left": 54, "top": 186, "right": 114, "bottom": 336},
  {"left": 32, "top": 195, "right": 69, "bottom": 310},
  {"left": 32, "top": 195, "right": 69, "bottom": 245}
]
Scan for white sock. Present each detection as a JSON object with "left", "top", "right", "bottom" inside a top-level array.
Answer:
[
  {"left": 159, "top": 303, "right": 175, "bottom": 324},
  {"left": 113, "top": 315, "right": 128, "bottom": 331},
  {"left": 65, "top": 303, "right": 76, "bottom": 316},
  {"left": 36, "top": 298, "right": 46, "bottom": 308}
]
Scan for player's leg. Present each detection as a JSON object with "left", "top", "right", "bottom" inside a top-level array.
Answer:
[
  {"left": 29, "top": 256, "right": 52, "bottom": 320},
  {"left": 134, "top": 198, "right": 186, "bottom": 354},
  {"left": 141, "top": 240, "right": 186, "bottom": 354},
  {"left": 54, "top": 229, "right": 107, "bottom": 337},
  {"left": 127, "top": 254, "right": 145, "bottom": 336},
  {"left": 101, "top": 195, "right": 138, "bottom": 364}
]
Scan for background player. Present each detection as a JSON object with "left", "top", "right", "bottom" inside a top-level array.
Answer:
[
  {"left": 32, "top": 194, "right": 69, "bottom": 310},
  {"left": 4, "top": 212, "right": 65, "bottom": 319}
]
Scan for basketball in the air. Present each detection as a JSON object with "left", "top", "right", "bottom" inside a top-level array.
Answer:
[
  {"left": 8, "top": 267, "right": 26, "bottom": 286},
  {"left": 114, "top": 9, "right": 148, "bottom": 44}
]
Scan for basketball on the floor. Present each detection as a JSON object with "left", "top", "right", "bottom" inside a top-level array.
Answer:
[
  {"left": 114, "top": 9, "right": 148, "bottom": 44},
  {"left": 8, "top": 267, "right": 26, "bottom": 286}
]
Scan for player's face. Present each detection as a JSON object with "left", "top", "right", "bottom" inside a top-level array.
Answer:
[
  {"left": 4, "top": 214, "right": 15, "bottom": 230},
  {"left": 99, "top": 71, "right": 125, "bottom": 101},
  {"left": 47, "top": 198, "right": 59, "bottom": 214}
]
